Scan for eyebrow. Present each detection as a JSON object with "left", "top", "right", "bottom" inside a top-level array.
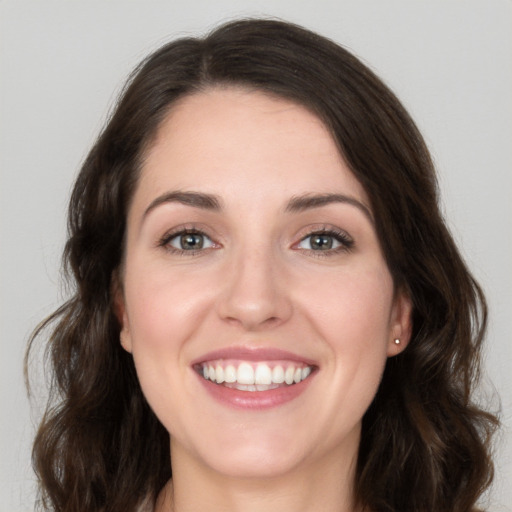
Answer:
[
  {"left": 285, "top": 193, "right": 373, "bottom": 223},
  {"left": 143, "top": 190, "right": 373, "bottom": 223},
  {"left": 143, "top": 191, "right": 222, "bottom": 218}
]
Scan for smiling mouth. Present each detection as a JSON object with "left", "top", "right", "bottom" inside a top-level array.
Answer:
[{"left": 194, "top": 360, "right": 315, "bottom": 392}]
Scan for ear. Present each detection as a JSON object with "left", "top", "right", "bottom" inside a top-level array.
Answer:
[
  {"left": 387, "top": 288, "right": 413, "bottom": 357},
  {"left": 111, "top": 271, "right": 133, "bottom": 354}
]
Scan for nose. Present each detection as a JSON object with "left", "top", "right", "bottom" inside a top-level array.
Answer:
[{"left": 216, "top": 246, "right": 293, "bottom": 331}]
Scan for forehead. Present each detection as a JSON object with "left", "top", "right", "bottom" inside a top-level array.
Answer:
[{"left": 135, "top": 87, "right": 369, "bottom": 210}]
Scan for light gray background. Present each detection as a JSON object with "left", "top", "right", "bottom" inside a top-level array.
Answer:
[{"left": 1, "top": 1, "right": 511, "bottom": 511}]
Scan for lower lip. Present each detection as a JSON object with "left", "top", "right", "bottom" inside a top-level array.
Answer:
[{"left": 196, "top": 372, "right": 315, "bottom": 410}]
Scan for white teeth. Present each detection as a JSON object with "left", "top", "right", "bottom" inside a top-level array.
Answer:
[
  {"left": 256, "top": 383, "right": 274, "bottom": 391},
  {"left": 254, "top": 364, "right": 272, "bottom": 385},
  {"left": 237, "top": 362, "right": 255, "bottom": 385},
  {"left": 215, "top": 364, "right": 225, "bottom": 384},
  {"left": 225, "top": 382, "right": 281, "bottom": 392},
  {"left": 200, "top": 361, "right": 314, "bottom": 387},
  {"left": 224, "top": 365, "right": 237, "bottom": 383},
  {"left": 272, "top": 365, "right": 285, "bottom": 384},
  {"left": 284, "top": 366, "right": 295, "bottom": 385}
]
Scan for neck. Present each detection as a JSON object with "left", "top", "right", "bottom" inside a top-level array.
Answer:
[{"left": 156, "top": 435, "right": 361, "bottom": 512}]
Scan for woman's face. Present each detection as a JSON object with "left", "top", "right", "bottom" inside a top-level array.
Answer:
[{"left": 118, "top": 88, "right": 411, "bottom": 479}]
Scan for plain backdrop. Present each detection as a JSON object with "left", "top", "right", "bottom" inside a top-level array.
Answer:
[{"left": 1, "top": 1, "right": 511, "bottom": 511}]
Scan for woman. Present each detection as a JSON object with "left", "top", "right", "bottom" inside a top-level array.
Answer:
[{"left": 27, "top": 18, "right": 498, "bottom": 512}]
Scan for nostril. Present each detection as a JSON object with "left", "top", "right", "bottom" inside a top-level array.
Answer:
[
  {"left": 223, "top": 315, "right": 280, "bottom": 328},
  {"left": 221, "top": 309, "right": 289, "bottom": 331}
]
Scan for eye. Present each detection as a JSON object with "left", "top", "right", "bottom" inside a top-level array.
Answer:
[
  {"left": 160, "top": 229, "right": 215, "bottom": 253},
  {"left": 296, "top": 229, "right": 354, "bottom": 253}
]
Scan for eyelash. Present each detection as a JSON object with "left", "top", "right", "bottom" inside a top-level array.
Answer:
[
  {"left": 158, "top": 226, "right": 216, "bottom": 256},
  {"left": 295, "top": 227, "right": 354, "bottom": 257},
  {"left": 157, "top": 226, "right": 354, "bottom": 256}
]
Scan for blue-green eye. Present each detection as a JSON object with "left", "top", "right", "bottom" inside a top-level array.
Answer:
[
  {"left": 162, "top": 230, "right": 215, "bottom": 252},
  {"left": 297, "top": 230, "right": 353, "bottom": 252}
]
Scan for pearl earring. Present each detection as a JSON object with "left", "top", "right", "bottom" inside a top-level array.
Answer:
[{"left": 394, "top": 338, "right": 400, "bottom": 345}]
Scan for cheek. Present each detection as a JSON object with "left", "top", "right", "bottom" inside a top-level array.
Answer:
[
  {"left": 124, "top": 260, "right": 213, "bottom": 349},
  {"left": 300, "top": 264, "right": 394, "bottom": 396},
  {"left": 121, "top": 262, "right": 214, "bottom": 424},
  {"left": 300, "top": 263, "right": 395, "bottom": 345},
  {"left": 121, "top": 265, "right": 213, "bottom": 416},
  {"left": 278, "top": 263, "right": 395, "bottom": 444}
]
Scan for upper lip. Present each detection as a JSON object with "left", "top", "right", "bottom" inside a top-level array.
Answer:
[{"left": 191, "top": 346, "right": 318, "bottom": 366}]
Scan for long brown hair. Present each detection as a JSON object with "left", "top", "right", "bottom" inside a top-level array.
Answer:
[{"left": 26, "top": 18, "right": 498, "bottom": 512}]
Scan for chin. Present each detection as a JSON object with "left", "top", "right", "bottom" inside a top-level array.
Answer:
[
  {"left": 205, "top": 447, "right": 305, "bottom": 480},
  {"left": 177, "top": 423, "right": 311, "bottom": 480}
]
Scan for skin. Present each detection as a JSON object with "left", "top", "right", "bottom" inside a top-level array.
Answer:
[{"left": 116, "top": 88, "right": 412, "bottom": 512}]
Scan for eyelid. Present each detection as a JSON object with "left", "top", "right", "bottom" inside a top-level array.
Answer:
[
  {"left": 157, "top": 224, "right": 220, "bottom": 255},
  {"left": 169, "top": 231, "right": 215, "bottom": 250},
  {"left": 156, "top": 223, "right": 354, "bottom": 256},
  {"left": 292, "top": 225, "right": 354, "bottom": 254}
]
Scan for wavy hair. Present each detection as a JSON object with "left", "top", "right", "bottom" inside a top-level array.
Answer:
[{"left": 26, "top": 18, "right": 498, "bottom": 512}]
